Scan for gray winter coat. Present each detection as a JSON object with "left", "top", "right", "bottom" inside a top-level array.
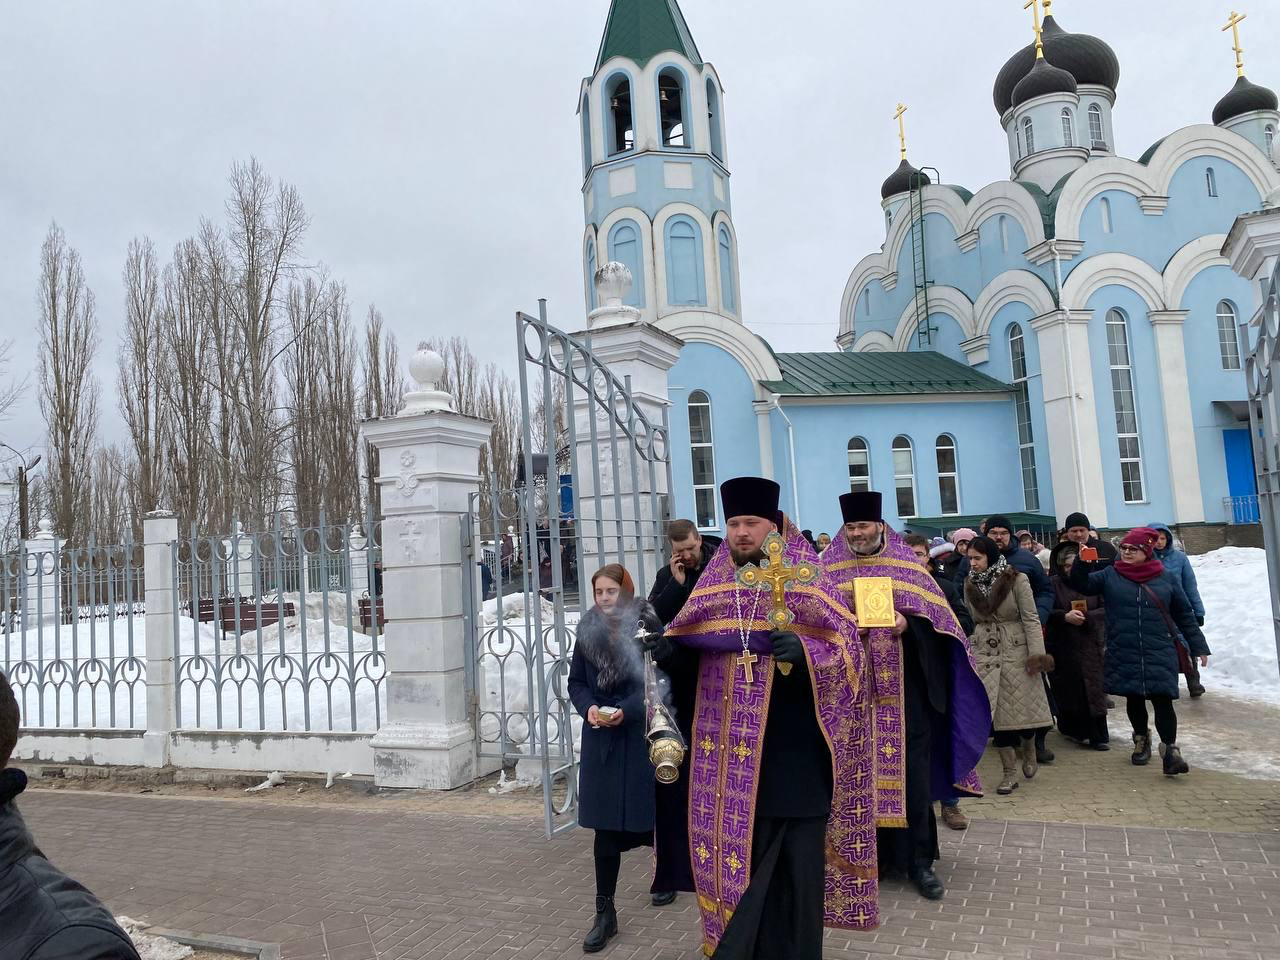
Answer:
[{"left": 965, "top": 566, "right": 1054, "bottom": 731}]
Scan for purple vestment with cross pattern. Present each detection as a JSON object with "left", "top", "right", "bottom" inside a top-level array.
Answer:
[
  {"left": 665, "top": 520, "right": 879, "bottom": 952},
  {"left": 822, "top": 525, "right": 987, "bottom": 828}
]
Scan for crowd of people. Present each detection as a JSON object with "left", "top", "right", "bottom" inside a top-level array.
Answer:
[{"left": 566, "top": 482, "right": 1215, "bottom": 958}]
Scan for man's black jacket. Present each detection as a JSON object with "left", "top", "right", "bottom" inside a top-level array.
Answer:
[{"left": 647, "top": 535, "right": 721, "bottom": 626}]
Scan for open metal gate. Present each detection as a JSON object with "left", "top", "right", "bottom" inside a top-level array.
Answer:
[{"left": 462, "top": 303, "right": 673, "bottom": 836}]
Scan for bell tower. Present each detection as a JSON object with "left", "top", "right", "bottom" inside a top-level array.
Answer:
[{"left": 578, "top": 0, "right": 742, "bottom": 328}]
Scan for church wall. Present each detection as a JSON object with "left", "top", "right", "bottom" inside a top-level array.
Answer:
[
  {"left": 775, "top": 398, "right": 1025, "bottom": 537},
  {"left": 585, "top": 153, "right": 731, "bottom": 233},
  {"left": 666, "top": 341, "right": 764, "bottom": 534},
  {"left": 922, "top": 313, "right": 968, "bottom": 364}
]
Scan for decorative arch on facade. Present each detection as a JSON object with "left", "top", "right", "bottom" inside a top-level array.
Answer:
[
  {"left": 654, "top": 203, "right": 716, "bottom": 318},
  {"left": 600, "top": 67, "right": 638, "bottom": 156},
  {"left": 838, "top": 257, "right": 891, "bottom": 344},
  {"left": 656, "top": 313, "right": 782, "bottom": 392},
  {"left": 654, "top": 63, "right": 693, "bottom": 150},
  {"left": 882, "top": 187, "right": 969, "bottom": 281},
  {"left": 1162, "top": 234, "right": 1231, "bottom": 309},
  {"left": 958, "top": 182, "right": 1048, "bottom": 252},
  {"left": 1061, "top": 253, "right": 1166, "bottom": 313},
  {"left": 712, "top": 211, "right": 740, "bottom": 317},
  {"left": 1054, "top": 124, "right": 1279, "bottom": 240},
  {"left": 851, "top": 330, "right": 894, "bottom": 353},
  {"left": 583, "top": 228, "right": 599, "bottom": 311},
  {"left": 972, "top": 270, "right": 1057, "bottom": 338},
  {"left": 891, "top": 286, "right": 976, "bottom": 350},
  {"left": 662, "top": 214, "right": 706, "bottom": 306},
  {"left": 602, "top": 211, "right": 652, "bottom": 309}
]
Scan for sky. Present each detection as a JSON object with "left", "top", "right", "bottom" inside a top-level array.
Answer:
[{"left": 1, "top": 0, "right": 1276, "bottom": 461}]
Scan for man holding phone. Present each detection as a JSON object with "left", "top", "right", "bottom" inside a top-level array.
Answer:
[
  {"left": 1063, "top": 512, "right": 1117, "bottom": 566},
  {"left": 648, "top": 520, "right": 720, "bottom": 625}
]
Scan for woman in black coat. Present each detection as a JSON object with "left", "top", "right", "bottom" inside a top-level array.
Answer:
[
  {"left": 1045, "top": 542, "right": 1109, "bottom": 750},
  {"left": 1066, "top": 527, "right": 1210, "bottom": 776},
  {"left": 567, "top": 564, "right": 661, "bottom": 953}
]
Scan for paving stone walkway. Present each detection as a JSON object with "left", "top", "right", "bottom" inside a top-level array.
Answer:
[{"left": 19, "top": 788, "right": 1280, "bottom": 960}]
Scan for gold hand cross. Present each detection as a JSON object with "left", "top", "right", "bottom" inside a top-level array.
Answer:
[{"left": 736, "top": 531, "right": 821, "bottom": 677}]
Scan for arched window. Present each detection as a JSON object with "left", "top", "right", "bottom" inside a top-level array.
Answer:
[
  {"left": 1206, "top": 166, "right": 1218, "bottom": 198},
  {"left": 847, "top": 438, "right": 870, "bottom": 493},
  {"left": 658, "top": 68, "right": 688, "bottom": 148},
  {"left": 717, "top": 224, "right": 736, "bottom": 313},
  {"left": 606, "top": 74, "right": 634, "bottom": 155},
  {"left": 581, "top": 94, "right": 593, "bottom": 176},
  {"left": 1008, "top": 325, "right": 1040, "bottom": 511},
  {"left": 1061, "top": 108, "right": 1075, "bottom": 147},
  {"left": 664, "top": 216, "right": 706, "bottom": 306},
  {"left": 935, "top": 435, "right": 960, "bottom": 515},
  {"left": 688, "top": 390, "right": 717, "bottom": 529},
  {"left": 1266, "top": 124, "right": 1276, "bottom": 160},
  {"left": 706, "top": 78, "right": 724, "bottom": 160},
  {"left": 585, "top": 237, "right": 597, "bottom": 310},
  {"left": 1217, "top": 300, "right": 1241, "bottom": 370},
  {"left": 1088, "top": 103, "right": 1105, "bottom": 148},
  {"left": 1100, "top": 196, "right": 1113, "bottom": 234},
  {"left": 1022, "top": 117, "right": 1035, "bottom": 155},
  {"left": 999, "top": 214, "right": 1010, "bottom": 253},
  {"left": 1106, "top": 308, "right": 1145, "bottom": 503},
  {"left": 892, "top": 436, "right": 917, "bottom": 518},
  {"left": 607, "top": 220, "right": 644, "bottom": 307}
]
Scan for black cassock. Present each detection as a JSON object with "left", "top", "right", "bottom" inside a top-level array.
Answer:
[
  {"left": 877, "top": 616, "right": 951, "bottom": 874},
  {"left": 657, "top": 646, "right": 834, "bottom": 960}
]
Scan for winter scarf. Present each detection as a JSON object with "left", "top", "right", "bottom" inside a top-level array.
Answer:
[
  {"left": 964, "top": 562, "right": 1021, "bottom": 618},
  {"left": 1114, "top": 527, "right": 1166, "bottom": 584},
  {"left": 967, "top": 553, "right": 1010, "bottom": 598}
]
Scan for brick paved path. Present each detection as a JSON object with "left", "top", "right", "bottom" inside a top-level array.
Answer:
[{"left": 19, "top": 789, "right": 1280, "bottom": 960}]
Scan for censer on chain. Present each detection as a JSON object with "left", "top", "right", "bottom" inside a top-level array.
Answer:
[{"left": 637, "top": 621, "right": 686, "bottom": 784}]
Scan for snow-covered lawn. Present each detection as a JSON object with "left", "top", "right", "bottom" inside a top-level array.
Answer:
[{"left": 1192, "top": 547, "right": 1280, "bottom": 704}]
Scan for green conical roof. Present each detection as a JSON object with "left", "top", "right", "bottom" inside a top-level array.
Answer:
[{"left": 595, "top": 0, "right": 703, "bottom": 71}]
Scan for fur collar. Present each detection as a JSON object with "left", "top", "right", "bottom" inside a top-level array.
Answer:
[
  {"left": 576, "top": 599, "right": 655, "bottom": 693},
  {"left": 965, "top": 564, "right": 1020, "bottom": 618}
]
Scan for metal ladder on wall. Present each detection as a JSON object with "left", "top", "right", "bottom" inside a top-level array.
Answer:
[{"left": 908, "top": 167, "right": 941, "bottom": 349}]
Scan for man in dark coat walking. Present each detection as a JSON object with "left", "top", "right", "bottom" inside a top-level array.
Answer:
[
  {"left": 1063, "top": 512, "right": 1117, "bottom": 565},
  {"left": 0, "top": 672, "right": 142, "bottom": 960}
]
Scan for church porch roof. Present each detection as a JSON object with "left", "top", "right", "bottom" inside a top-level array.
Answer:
[{"left": 761, "top": 351, "right": 1013, "bottom": 398}]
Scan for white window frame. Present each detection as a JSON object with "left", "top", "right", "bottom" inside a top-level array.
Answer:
[
  {"left": 1266, "top": 124, "right": 1275, "bottom": 160},
  {"left": 1022, "top": 117, "right": 1035, "bottom": 155},
  {"left": 892, "top": 435, "right": 917, "bottom": 519},
  {"left": 1217, "top": 300, "right": 1241, "bottom": 370},
  {"left": 1061, "top": 108, "right": 1075, "bottom": 147},
  {"left": 1106, "top": 308, "right": 1146, "bottom": 503},
  {"left": 1088, "top": 104, "right": 1105, "bottom": 148},
  {"left": 935, "top": 434, "right": 960, "bottom": 516},
  {"left": 1009, "top": 324, "right": 1040, "bottom": 512},
  {"left": 687, "top": 390, "right": 718, "bottom": 530},
  {"left": 847, "top": 437, "right": 871, "bottom": 493}
]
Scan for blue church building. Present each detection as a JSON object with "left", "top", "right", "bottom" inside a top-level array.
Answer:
[{"left": 576, "top": 0, "right": 1280, "bottom": 543}]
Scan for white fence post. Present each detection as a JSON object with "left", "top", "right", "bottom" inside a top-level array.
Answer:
[
  {"left": 361, "top": 347, "right": 493, "bottom": 788},
  {"left": 142, "top": 510, "right": 179, "bottom": 766}
]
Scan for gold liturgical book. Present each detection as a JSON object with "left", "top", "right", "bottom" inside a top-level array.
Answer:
[{"left": 854, "top": 577, "right": 896, "bottom": 628}]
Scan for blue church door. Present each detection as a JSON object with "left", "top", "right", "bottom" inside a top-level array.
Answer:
[{"left": 1223, "top": 428, "right": 1259, "bottom": 523}]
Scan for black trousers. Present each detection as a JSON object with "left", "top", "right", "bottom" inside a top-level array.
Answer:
[
  {"left": 992, "top": 728, "right": 1036, "bottom": 748},
  {"left": 877, "top": 647, "right": 940, "bottom": 873},
  {"left": 711, "top": 816, "right": 827, "bottom": 960},
  {"left": 1126, "top": 695, "right": 1177, "bottom": 744}
]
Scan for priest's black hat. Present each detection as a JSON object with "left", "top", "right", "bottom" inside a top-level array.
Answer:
[
  {"left": 840, "top": 491, "right": 882, "bottom": 524},
  {"left": 720, "top": 477, "right": 780, "bottom": 522}
]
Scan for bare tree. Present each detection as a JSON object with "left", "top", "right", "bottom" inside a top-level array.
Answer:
[
  {"left": 360, "top": 306, "right": 403, "bottom": 516},
  {"left": 85, "top": 444, "right": 133, "bottom": 544},
  {"left": 36, "top": 223, "right": 100, "bottom": 544},
  {"left": 0, "top": 339, "right": 24, "bottom": 425},
  {"left": 317, "top": 290, "right": 361, "bottom": 522},
  {"left": 117, "top": 236, "right": 167, "bottom": 529}
]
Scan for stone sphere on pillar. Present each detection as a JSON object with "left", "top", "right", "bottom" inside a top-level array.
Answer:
[
  {"left": 399, "top": 345, "right": 456, "bottom": 416},
  {"left": 409, "top": 345, "right": 446, "bottom": 391},
  {"left": 594, "top": 261, "right": 633, "bottom": 309}
]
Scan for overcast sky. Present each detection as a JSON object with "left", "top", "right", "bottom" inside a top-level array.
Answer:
[{"left": 2, "top": 0, "right": 1276, "bottom": 459}]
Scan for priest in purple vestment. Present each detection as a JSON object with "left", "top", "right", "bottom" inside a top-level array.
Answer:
[
  {"left": 650, "top": 477, "right": 879, "bottom": 959},
  {"left": 821, "top": 491, "right": 990, "bottom": 902}
]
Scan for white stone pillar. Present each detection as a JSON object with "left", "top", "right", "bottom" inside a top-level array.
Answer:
[
  {"left": 1030, "top": 309, "right": 1108, "bottom": 527},
  {"left": 571, "top": 263, "right": 683, "bottom": 593},
  {"left": 22, "top": 518, "right": 60, "bottom": 626},
  {"left": 362, "top": 347, "right": 493, "bottom": 789},
  {"left": 142, "top": 511, "right": 179, "bottom": 767},
  {"left": 1149, "top": 310, "right": 1205, "bottom": 523}
]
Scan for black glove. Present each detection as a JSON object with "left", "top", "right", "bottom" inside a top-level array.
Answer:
[
  {"left": 1196, "top": 615, "right": 1205, "bottom": 627},
  {"left": 640, "top": 631, "right": 674, "bottom": 661},
  {"left": 769, "top": 630, "right": 805, "bottom": 665}
]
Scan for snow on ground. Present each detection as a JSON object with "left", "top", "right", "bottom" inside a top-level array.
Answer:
[{"left": 1192, "top": 546, "right": 1280, "bottom": 705}]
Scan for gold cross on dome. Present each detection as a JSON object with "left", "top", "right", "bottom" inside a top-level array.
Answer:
[
  {"left": 893, "top": 103, "right": 908, "bottom": 161},
  {"left": 1223, "top": 11, "right": 1247, "bottom": 77},
  {"left": 1024, "top": 0, "right": 1045, "bottom": 59}
]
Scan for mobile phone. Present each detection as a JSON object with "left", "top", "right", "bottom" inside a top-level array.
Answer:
[
  {"left": 597, "top": 706, "right": 619, "bottom": 720},
  {"left": 1078, "top": 545, "right": 1099, "bottom": 563}
]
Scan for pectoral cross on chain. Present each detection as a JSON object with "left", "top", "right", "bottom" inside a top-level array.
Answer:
[{"left": 735, "top": 531, "right": 821, "bottom": 677}]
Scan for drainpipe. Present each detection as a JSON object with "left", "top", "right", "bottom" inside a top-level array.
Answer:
[
  {"left": 1049, "top": 239, "right": 1087, "bottom": 516},
  {"left": 769, "top": 394, "right": 802, "bottom": 527}
]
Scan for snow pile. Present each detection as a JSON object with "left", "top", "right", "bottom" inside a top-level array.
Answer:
[
  {"left": 1192, "top": 546, "right": 1280, "bottom": 704},
  {"left": 481, "top": 591, "right": 557, "bottom": 626},
  {"left": 115, "top": 918, "right": 192, "bottom": 960}
]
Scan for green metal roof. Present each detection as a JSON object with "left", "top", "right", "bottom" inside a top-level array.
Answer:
[
  {"left": 761, "top": 351, "right": 1014, "bottom": 398},
  {"left": 595, "top": 0, "right": 703, "bottom": 71},
  {"left": 906, "top": 512, "right": 1059, "bottom": 537},
  {"left": 1138, "top": 137, "right": 1166, "bottom": 165}
]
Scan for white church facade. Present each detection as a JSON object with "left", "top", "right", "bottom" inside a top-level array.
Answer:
[{"left": 577, "top": 0, "right": 1280, "bottom": 543}]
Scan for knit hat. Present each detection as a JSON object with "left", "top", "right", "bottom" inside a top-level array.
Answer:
[
  {"left": 948, "top": 527, "right": 978, "bottom": 546},
  {"left": 929, "top": 537, "right": 953, "bottom": 559},
  {"left": 1063, "top": 512, "right": 1090, "bottom": 532},
  {"left": 1015, "top": 529, "right": 1033, "bottom": 540},
  {"left": 984, "top": 515, "right": 1013, "bottom": 535},
  {"left": 1120, "top": 527, "right": 1159, "bottom": 558}
]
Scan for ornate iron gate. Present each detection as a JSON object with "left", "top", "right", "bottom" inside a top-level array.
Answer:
[{"left": 463, "top": 303, "right": 673, "bottom": 836}]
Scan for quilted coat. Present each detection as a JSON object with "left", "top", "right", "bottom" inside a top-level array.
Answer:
[
  {"left": 964, "top": 566, "right": 1054, "bottom": 731},
  {"left": 1066, "top": 562, "right": 1209, "bottom": 699},
  {"left": 1150, "top": 523, "right": 1205, "bottom": 620}
]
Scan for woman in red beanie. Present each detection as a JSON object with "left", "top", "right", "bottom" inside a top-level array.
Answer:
[{"left": 1066, "top": 527, "right": 1210, "bottom": 775}]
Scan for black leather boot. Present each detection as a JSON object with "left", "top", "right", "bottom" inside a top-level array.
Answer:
[
  {"left": 1131, "top": 732, "right": 1151, "bottom": 766},
  {"left": 1034, "top": 727, "right": 1055, "bottom": 764},
  {"left": 583, "top": 895, "right": 617, "bottom": 953}
]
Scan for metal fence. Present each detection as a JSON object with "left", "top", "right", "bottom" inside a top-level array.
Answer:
[
  {"left": 1224, "top": 495, "right": 1261, "bottom": 525},
  {"left": 172, "top": 510, "right": 387, "bottom": 732},
  {"left": 1, "top": 535, "right": 147, "bottom": 728}
]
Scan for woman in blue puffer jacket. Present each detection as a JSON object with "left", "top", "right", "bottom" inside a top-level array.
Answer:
[
  {"left": 1066, "top": 527, "right": 1210, "bottom": 776},
  {"left": 1148, "top": 523, "right": 1206, "bottom": 697}
]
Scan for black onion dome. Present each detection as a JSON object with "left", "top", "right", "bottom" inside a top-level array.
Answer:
[
  {"left": 881, "top": 159, "right": 931, "bottom": 199},
  {"left": 1213, "top": 74, "right": 1279, "bottom": 125},
  {"left": 1012, "top": 57, "right": 1078, "bottom": 107},
  {"left": 993, "top": 16, "right": 1120, "bottom": 115}
]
